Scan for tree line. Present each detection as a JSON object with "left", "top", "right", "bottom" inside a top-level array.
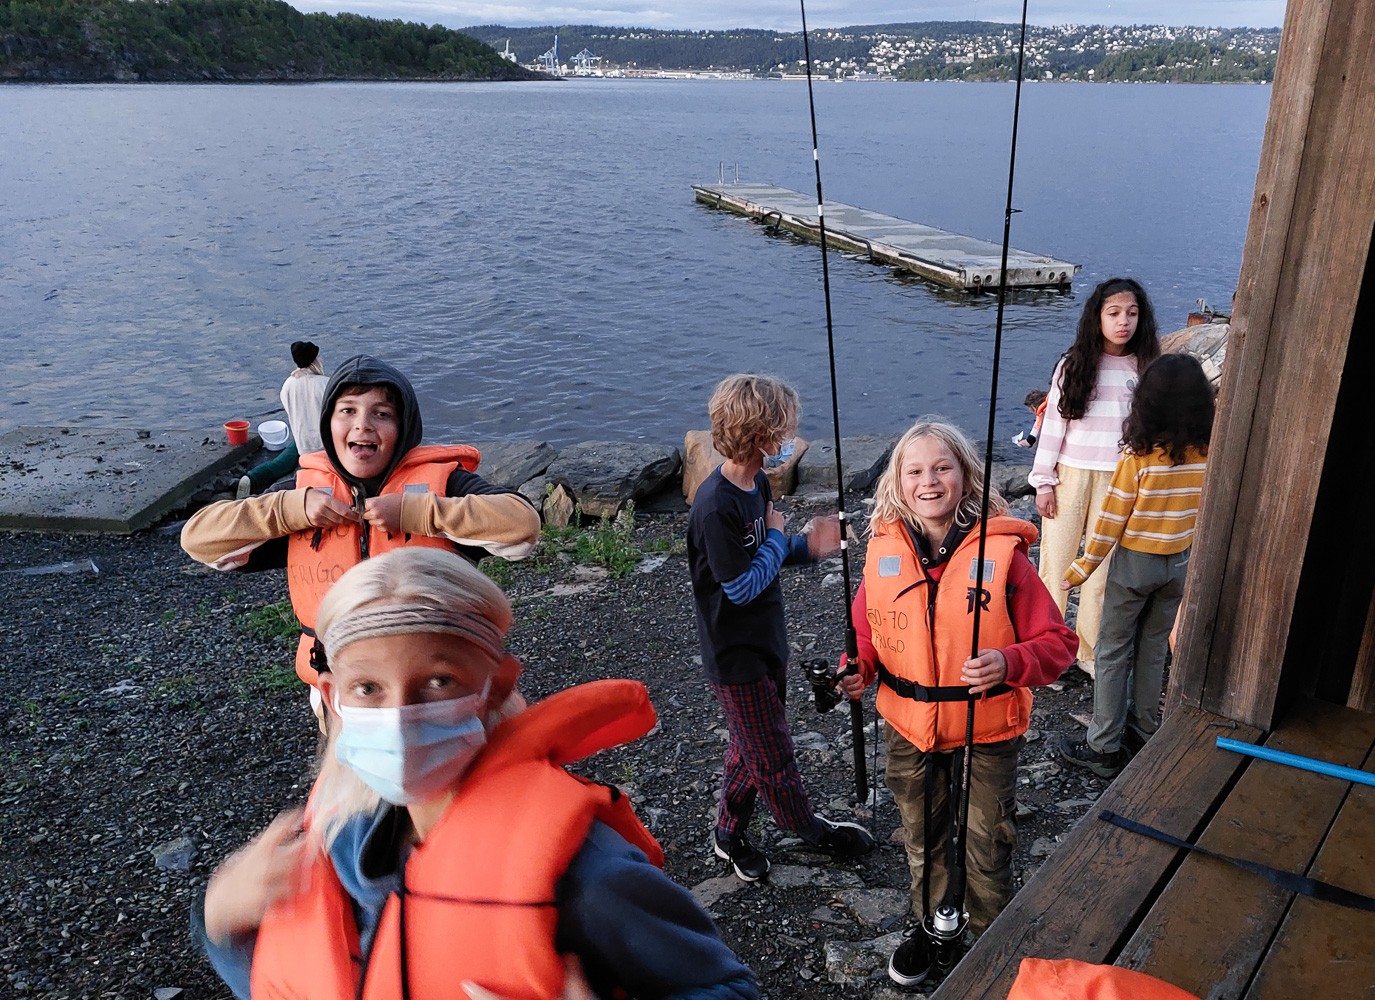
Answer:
[{"left": 1, "top": 0, "right": 540, "bottom": 82}]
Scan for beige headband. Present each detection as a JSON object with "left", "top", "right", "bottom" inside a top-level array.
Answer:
[{"left": 322, "top": 602, "right": 506, "bottom": 664}]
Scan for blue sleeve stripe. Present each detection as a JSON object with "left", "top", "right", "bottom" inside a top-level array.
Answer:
[{"left": 722, "top": 530, "right": 788, "bottom": 605}]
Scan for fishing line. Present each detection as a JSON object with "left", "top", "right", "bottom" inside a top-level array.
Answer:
[
  {"left": 797, "top": 0, "right": 870, "bottom": 810},
  {"left": 949, "top": 0, "right": 1032, "bottom": 930}
]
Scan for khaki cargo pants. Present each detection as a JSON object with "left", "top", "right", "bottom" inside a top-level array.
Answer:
[{"left": 885, "top": 725, "right": 1023, "bottom": 936}]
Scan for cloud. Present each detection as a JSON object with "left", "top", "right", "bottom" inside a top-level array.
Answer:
[{"left": 291, "top": 0, "right": 1286, "bottom": 31}]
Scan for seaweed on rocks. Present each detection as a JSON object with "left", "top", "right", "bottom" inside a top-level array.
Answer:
[{"left": 0, "top": 491, "right": 1115, "bottom": 999}]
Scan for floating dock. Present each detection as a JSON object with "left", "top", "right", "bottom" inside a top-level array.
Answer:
[
  {"left": 692, "top": 183, "right": 1080, "bottom": 291},
  {"left": 0, "top": 426, "right": 260, "bottom": 533}
]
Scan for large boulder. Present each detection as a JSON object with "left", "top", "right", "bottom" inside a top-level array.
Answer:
[
  {"left": 545, "top": 441, "right": 681, "bottom": 517},
  {"left": 798, "top": 435, "right": 897, "bottom": 493},
  {"left": 1161, "top": 322, "right": 1228, "bottom": 387},
  {"left": 681, "top": 430, "right": 809, "bottom": 504},
  {"left": 471, "top": 440, "right": 557, "bottom": 489},
  {"left": 989, "top": 461, "right": 1035, "bottom": 500}
]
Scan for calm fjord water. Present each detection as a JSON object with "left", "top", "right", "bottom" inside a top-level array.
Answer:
[{"left": 1, "top": 80, "right": 1267, "bottom": 448}]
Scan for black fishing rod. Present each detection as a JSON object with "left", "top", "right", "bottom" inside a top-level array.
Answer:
[
  {"left": 796, "top": 0, "right": 868, "bottom": 806},
  {"left": 931, "top": 0, "right": 1032, "bottom": 972}
]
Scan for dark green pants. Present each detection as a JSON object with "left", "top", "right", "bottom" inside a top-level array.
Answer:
[
  {"left": 885, "top": 724, "right": 1023, "bottom": 935},
  {"left": 245, "top": 442, "right": 300, "bottom": 491}
]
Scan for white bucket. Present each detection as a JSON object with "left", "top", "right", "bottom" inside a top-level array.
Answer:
[{"left": 257, "top": 419, "right": 291, "bottom": 451}]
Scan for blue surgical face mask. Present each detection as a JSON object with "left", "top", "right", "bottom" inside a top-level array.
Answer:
[
  {"left": 763, "top": 436, "right": 796, "bottom": 469},
  {"left": 333, "top": 681, "right": 490, "bottom": 805}
]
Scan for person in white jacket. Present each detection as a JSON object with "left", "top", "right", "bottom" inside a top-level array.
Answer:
[{"left": 236, "top": 342, "right": 330, "bottom": 498}]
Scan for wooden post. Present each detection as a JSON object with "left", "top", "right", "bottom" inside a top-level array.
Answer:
[{"left": 1168, "top": 0, "right": 1375, "bottom": 730}]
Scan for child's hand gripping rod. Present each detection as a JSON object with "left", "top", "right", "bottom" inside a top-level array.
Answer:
[
  {"left": 798, "top": 0, "right": 868, "bottom": 806},
  {"left": 939, "top": 0, "right": 1031, "bottom": 960}
]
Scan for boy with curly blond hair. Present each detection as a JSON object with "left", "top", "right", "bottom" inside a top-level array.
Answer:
[{"left": 687, "top": 374, "right": 874, "bottom": 882}]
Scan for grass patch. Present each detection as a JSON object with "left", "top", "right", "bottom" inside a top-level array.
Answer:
[
  {"left": 541, "top": 502, "right": 642, "bottom": 578},
  {"left": 238, "top": 600, "right": 299, "bottom": 643},
  {"left": 238, "top": 663, "right": 301, "bottom": 698}
]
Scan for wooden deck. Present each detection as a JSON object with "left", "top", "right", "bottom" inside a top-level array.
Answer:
[
  {"left": 691, "top": 182, "right": 1080, "bottom": 291},
  {"left": 933, "top": 698, "right": 1375, "bottom": 999}
]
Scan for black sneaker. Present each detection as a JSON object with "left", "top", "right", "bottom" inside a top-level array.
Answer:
[
  {"left": 888, "top": 930, "right": 932, "bottom": 987},
  {"left": 1057, "top": 732, "right": 1129, "bottom": 778},
  {"left": 713, "top": 829, "right": 770, "bottom": 882},
  {"left": 806, "top": 815, "right": 876, "bottom": 858}
]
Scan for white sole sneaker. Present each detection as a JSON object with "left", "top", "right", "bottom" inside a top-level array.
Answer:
[
  {"left": 235, "top": 475, "right": 252, "bottom": 500},
  {"left": 712, "top": 834, "right": 769, "bottom": 882}
]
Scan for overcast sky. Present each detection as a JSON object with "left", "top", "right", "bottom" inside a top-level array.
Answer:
[{"left": 292, "top": 1, "right": 1286, "bottom": 31}]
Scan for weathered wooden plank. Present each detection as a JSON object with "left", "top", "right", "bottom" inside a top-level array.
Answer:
[
  {"left": 1242, "top": 748, "right": 1375, "bottom": 1000},
  {"left": 1169, "top": 0, "right": 1375, "bottom": 729},
  {"left": 930, "top": 706, "right": 1262, "bottom": 1000},
  {"left": 1349, "top": 589, "right": 1375, "bottom": 712},
  {"left": 1117, "top": 700, "right": 1375, "bottom": 999}
]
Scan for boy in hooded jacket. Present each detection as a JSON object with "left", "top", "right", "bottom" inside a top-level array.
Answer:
[{"left": 181, "top": 355, "right": 541, "bottom": 690}]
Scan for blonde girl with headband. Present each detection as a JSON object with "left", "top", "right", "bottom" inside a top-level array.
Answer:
[
  {"left": 836, "top": 420, "right": 1076, "bottom": 987},
  {"left": 196, "top": 547, "right": 757, "bottom": 1000}
]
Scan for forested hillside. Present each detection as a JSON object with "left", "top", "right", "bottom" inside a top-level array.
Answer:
[{"left": 1, "top": 0, "right": 540, "bottom": 82}]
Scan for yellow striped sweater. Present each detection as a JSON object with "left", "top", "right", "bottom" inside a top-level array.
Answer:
[{"left": 1064, "top": 445, "right": 1207, "bottom": 586}]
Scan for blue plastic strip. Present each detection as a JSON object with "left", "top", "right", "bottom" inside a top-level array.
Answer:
[{"left": 1217, "top": 737, "right": 1375, "bottom": 788}]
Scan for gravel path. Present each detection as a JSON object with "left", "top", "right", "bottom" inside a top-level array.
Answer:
[{"left": 0, "top": 493, "right": 1114, "bottom": 999}]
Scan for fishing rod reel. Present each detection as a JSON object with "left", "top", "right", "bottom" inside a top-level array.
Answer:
[
  {"left": 923, "top": 899, "right": 969, "bottom": 977},
  {"left": 805, "top": 657, "right": 843, "bottom": 714}
]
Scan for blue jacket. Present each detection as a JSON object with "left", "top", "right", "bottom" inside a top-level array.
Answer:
[{"left": 195, "top": 806, "right": 757, "bottom": 1000}]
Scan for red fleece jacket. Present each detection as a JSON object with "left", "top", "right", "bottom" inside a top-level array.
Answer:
[{"left": 847, "top": 548, "right": 1076, "bottom": 689}]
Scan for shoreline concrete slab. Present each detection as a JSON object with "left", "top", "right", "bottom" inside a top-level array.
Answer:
[{"left": 0, "top": 426, "right": 261, "bottom": 534}]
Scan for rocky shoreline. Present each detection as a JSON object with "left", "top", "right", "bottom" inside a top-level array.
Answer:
[{"left": 0, "top": 439, "right": 1117, "bottom": 1000}]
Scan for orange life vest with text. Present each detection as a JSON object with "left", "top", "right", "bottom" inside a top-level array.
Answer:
[
  {"left": 1006, "top": 958, "right": 1202, "bottom": 999},
  {"left": 285, "top": 445, "right": 480, "bottom": 685},
  {"left": 250, "top": 679, "right": 664, "bottom": 1000},
  {"left": 863, "top": 516, "right": 1036, "bottom": 753}
]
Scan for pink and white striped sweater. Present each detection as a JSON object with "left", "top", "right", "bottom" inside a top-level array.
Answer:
[{"left": 1029, "top": 354, "right": 1139, "bottom": 493}]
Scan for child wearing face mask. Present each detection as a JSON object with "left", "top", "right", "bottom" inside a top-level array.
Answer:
[
  {"left": 196, "top": 547, "right": 758, "bottom": 1000},
  {"left": 180, "top": 355, "right": 541, "bottom": 701},
  {"left": 838, "top": 420, "right": 1076, "bottom": 988},
  {"left": 686, "top": 374, "right": 873, "bottom": 884},
  {"left": 1029, "top": 279, "right": 1161, "bottom": 677}
]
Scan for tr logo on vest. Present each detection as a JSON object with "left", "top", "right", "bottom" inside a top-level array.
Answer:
[{"left": 966, "top": 586, "right": 991, "bottom": 613}]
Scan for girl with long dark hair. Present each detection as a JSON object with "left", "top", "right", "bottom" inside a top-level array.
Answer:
[
  {"left": 1056, "top": 354, "right": 1213, "bottom": 777},
  {"left": 1029, "top": 278, "right": 1160, "bottom": 676}
]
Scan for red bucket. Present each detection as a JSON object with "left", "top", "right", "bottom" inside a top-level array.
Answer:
[{"left": 224, "top": 420, "right": 250, "bottom": 446}]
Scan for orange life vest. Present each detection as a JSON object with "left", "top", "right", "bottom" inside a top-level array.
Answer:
[
  {"left": 285, "top": 445, "right": 480, "bottom": 685},
  {"left": 863, "top": 516, "right": 1037, "bottom": 753},
  {"left": 251, "top": 679, "right": 664, "bottom": 1000},
  {"left": 1006, "top": 958, "right": 1202, "bottom": 1000}
]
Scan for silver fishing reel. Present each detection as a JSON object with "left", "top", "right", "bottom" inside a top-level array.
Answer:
[{"left": 924, "top": 902, "right": 968, "bottom": 975}]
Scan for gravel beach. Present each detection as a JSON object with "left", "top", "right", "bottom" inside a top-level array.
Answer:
[{"left": 0, "top": 491, "right": 1116, "bottom": 1000}]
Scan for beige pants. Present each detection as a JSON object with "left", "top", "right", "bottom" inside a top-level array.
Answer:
[{"left": 1038, "top": 463, "right": 1115, "bottom": 664}]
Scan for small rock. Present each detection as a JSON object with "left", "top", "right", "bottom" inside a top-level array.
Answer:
[
  {"left": 824, "top": 930, "right": 905, "bottom": 985},
  {"left": 989, "top": 462, "right": 1034, "bottom": 500},
  {"left": 1029, "top": 837, "right": 1058, "bottom": 858},
  {"left": 691, "top": 875, "right": 747, "bottom": 910},
  {"left": 776, "top": 836, "right": 805, "bottom": 849},
  {"left": 517, "top": 475, "right": 550, "bottom": 506},
  {"left": 770, "top": 864, "right": 864, "bottom": 890},
  {"left": 821, "top": 572, "right": 843, "bottom": 588},
  {"left": 636, "top": 553, "right": 669, "bottom": 574},
  {"left": 1055, "top": 797, "right": 1096, "bottom": 813},
  {"left": 809, "top": 905, "right": 851, "bottom": 927},
  {"left": 543, "top": 484, "right": 575, "bottom": 528},
  {"left": 102, "top": 679, "right": 142, "bottom": 697},
  {"left": 1015, "top": 800, "right": 1036, "bottom": 819},
  {"left": 154, "top": 990, "right": 184, "bottom": 1000},
  {"left": 799, "top": 967, "right": 814, "bottom": 980},
  {"left": 152, "top": 836, "right": 197, "bottom": 872},
  {"left": 888, "top": 826, "right": 906, "bottom": 844},
  {"left": 1024, "top": 728, "right": 1041, "bottom": 743},
  {"left": 1070, "top": 711, "right": 1093, "bottom": 728},
  {"left": 834, "top": 887, "right": 910, "bottom": 928}
]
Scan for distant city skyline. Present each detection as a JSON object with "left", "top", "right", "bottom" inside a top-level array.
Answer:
[{"left": 291, "top": 1, "right": 1287, "bottom": 32}]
